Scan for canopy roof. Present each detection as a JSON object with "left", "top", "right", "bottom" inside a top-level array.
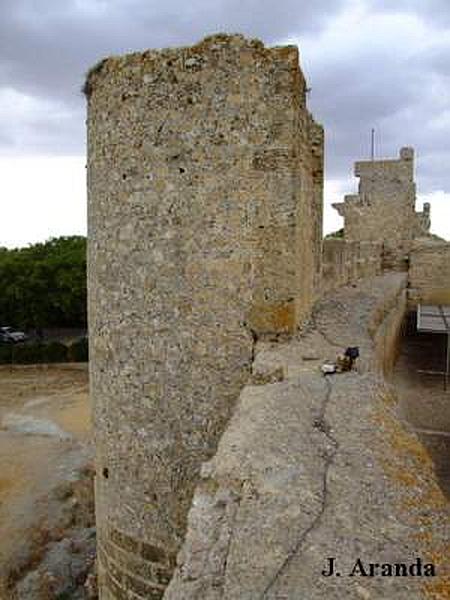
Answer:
[{"left": 417, "top": 304, "right": 450, "bottom": 334}]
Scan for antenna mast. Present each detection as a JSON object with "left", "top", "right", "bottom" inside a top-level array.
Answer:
[{"left": 371, "top": 128, "right": 375, "bottom": 161}]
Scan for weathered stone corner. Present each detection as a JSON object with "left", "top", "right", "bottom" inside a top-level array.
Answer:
[{"left": 87, "top": 32, "right": 323, "bottom": 598}]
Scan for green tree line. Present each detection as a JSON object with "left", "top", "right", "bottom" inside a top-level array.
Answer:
[{"left": 0, "top": 236, "right": 87, "bottom": 330}]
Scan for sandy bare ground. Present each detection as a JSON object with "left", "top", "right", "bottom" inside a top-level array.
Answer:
[{"left": 0, "top": 365, "right": 92, "bottom": 596}]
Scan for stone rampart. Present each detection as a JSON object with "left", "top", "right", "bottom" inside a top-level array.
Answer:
[
  {"left": 408, "top": 240, "right": 450, "bottom": 306},
  {"left": 86, "top": 34, "right": 323, "bottom": 598},
  {"left": 165, "top": 273, "right": 449, "bottom": 600},
  {"left": 320, "top": 239, "right": 382, "bottom": 294},
  {"left": 85, "top": 32, "right": 444, "bottom": 600}
]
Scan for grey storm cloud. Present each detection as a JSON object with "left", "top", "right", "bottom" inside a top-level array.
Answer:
[
  {"left": 299, "top": 2, "right": 450, "bottom": 193},
  {"left": 1, "top": 0, "right": 450, "bottom": 196},
  {"left": 0, "top": 0, "right": 346, "bottom": 155},
  {"left": 0, "top": 0, "right": 345, "bottom": 100},
  {"left": 367, "top": 0, "right": 450, "bottom": 26},
  {"left": 420, "top": 42, "right": 450, "bottom": 78}
]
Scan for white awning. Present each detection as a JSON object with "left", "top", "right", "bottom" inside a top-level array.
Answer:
[
  {"left": 417, "top": 304, "right": 450, "bottom": 391},
  {"left": 417, "top": 304, "right": 450, "bottom": 334}
]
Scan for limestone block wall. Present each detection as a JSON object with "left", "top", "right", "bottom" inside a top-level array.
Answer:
[
  {"left": 381, "top": 239, "right": 412, "bottom": 272},
  {"left": 321, "top": 239, "right": 382, "bottom": 294},
  {"left": 408, "top": 240, "right": 450, "bottom": 305},
  {"left": 86, "top": 34, "right": 322, "bottom": 599}
]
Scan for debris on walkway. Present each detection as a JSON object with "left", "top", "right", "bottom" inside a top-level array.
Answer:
[{"left": 321, "top": 346, "right": 360, "bottom": 375}]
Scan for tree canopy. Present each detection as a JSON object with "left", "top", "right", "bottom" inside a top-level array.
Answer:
[
  {"left": 324, "top": 228, "right": 344, "bottom": 239},
  {"left": 0, "top": 236, "right": 87, "bottom": 330}
]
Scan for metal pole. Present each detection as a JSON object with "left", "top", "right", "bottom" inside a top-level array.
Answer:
[
  {"left": 446, "top": 333, "right": 450, "bottom": 391},
  {"left": 437, "top": 305, "right": 450, "bottom": 391},
  {"left": 371, "top": 128, "right": 375, "bottom": 161}
]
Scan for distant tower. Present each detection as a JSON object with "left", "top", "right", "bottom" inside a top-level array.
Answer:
[
  {"left": 331, "top": 146, "right": 430, "bottom": 268},
  {"left": 332, "top": 147, "right": 424, "bottom": 264}
]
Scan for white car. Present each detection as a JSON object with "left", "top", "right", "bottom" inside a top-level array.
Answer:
[{"left": 0, "top": 327, "right": 27, "bottom": 343}]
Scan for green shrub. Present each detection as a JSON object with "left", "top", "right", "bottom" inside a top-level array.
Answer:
[
  {"left": 42, "top": 341, "right": 68, "bottom": 363},
  {"left": 7, "top": 338, "right": 85, "bottom": 364},
  {"left": 325, "top": 227, "right": 344, "bottom": 239},
  {"left": 67, "top": 337, "right": 89, "bottom": 362},
  {"left": 0, "top": 236, "right": 87, "bottom": 331},
  {"left": 12, "top": 342, "right": 45, "bottom": 364},
  {"left": 0, "top": 343, "right": 13, "bottom": 364}
]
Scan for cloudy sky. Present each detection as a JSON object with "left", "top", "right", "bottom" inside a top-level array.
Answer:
[{"left": 1, "top": 0, "right": 449, "bottom": 247}]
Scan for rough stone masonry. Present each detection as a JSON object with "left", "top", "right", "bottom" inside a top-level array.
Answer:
[
  {"left": 86, "top": 34, "right": 323, "bottom": 598},
  {"left": 333, "top": 147, "right": 431, "bottom": 268}
]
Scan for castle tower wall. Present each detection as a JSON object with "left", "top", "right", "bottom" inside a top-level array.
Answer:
[
  {"left": 86, "top": 34, "right": 322, "bottom": 598},
  {"left": 343, "top": 147, "right": 417, "bottom": 244},
  {"left": 332, "top": 147, "right": 426, "bottom": 270}
]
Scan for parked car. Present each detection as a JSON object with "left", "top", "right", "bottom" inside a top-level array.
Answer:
[{"left": 0, "top": 326, "right": 28, "bottom": 343}]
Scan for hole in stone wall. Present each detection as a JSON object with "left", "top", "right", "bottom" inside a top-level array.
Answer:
[
  {"left": 102, "top": 467, "right": 109, "bottom": 479},
  {"left": 179, "top": 167, "right": 186, "bottom": 174}
]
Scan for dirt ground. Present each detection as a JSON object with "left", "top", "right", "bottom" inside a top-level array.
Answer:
[{"left": 0, "top": 364, "right": 94, "bottom": 598}]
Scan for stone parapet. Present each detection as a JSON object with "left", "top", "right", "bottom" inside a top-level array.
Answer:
[
  {"left": 320, "top": 239, "right": 382, "bottom": 294},
  {"left": 408, "top": 240, "right": 450, "bottom": 306}
]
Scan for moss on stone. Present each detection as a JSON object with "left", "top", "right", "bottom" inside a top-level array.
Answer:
[{"left": 82, "top": 58, "right": 109, "bottom": 98}]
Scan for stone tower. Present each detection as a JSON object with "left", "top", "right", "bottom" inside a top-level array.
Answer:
[
  {"left": 333, "top": 147, "right": 418, "bottom": 243},
  {"left": 332, "top": 147, "right": 432, "bottom": 268},
  {"left": 86, "top": 34, "right": 323, "bottom": 598}
]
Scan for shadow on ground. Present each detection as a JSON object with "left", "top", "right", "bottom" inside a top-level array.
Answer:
[{"left": 394, "top": 312, "right": 450, "bottom": 497}]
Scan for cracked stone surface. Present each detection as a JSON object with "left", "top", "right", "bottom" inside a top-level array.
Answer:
[{"left": 164, "top": 274, "right": 450, "bottom": 599}]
